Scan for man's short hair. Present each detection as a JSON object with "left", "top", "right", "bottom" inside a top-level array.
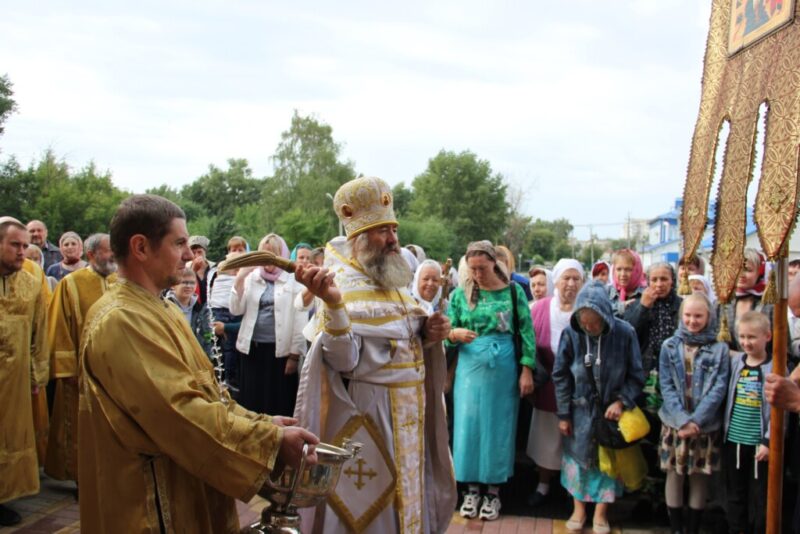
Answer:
[
  {"left": 737, "top": 310, "right": 771, "bottom": 334},
  {"left": 110, "top": 195, "right": 185, "bottom": 261},
  {"left": 84, "top": 233, "right": 109, "bottom": 255},
  {"left": 0, "top": 216, "right": 26, "bottom": 241},
  {"left": 789, "top": 258, "right": 800, "bottom": 269}
]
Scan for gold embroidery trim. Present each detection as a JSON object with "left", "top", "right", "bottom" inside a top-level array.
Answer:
[
  {"left": 328, "top": 414, "right": 397, "bottom": 533},
  {"left": 323, "top": 325, "right": 351, "bottom": 337}
]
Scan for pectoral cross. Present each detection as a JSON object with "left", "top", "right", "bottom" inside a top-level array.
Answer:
[{"left": 344, "top": 458, "right": 377, "bottom": 490}]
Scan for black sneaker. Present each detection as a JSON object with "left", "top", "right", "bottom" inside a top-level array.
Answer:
[
  {"left": 527, "top": 490, "right": 548, "bottom": 507},
  {"left": 0, "top": 504, "right": 21, "bottom": 527}
]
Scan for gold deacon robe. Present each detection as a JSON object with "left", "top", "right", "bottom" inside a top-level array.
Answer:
[
  {"left": 22, "top": 259, "right": 52, "bottom": 465},
  {"left": 45, "top": 267, "right": 117, "bottom": 481},
  {"left": 78, "top": 279, "right": 284, "bottom": 534},
  {"left": 0, "top": 267, "right": 49, "bottom": 504}
]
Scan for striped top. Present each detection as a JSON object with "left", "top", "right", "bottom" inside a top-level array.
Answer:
[{"left": 726, "top": 364, "right": 763, "bottom": 446}]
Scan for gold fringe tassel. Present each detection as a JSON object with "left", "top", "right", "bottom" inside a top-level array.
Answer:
[
  {"left": 761, "top": 268, "right": 777, "bottom": 305},
  {"left": 717, "top": 304, "right": 732, "bottom": 343},
  {"left": 677, "top": 267, "right": 691, "bottom": 295}
]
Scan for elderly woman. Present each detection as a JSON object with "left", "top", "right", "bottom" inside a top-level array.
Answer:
[
  {"left": 526, "top": 258, "right": 584, "bottom": 507},
  {"left": 412, "top": 259, "right": 444, "bottom": 313},
  {"left": 553, "top": 281, "right": 644, "bottom": 534},
  {"left": 46, "top": 231, "right": 87, "bottom": 281},
  {"left": 446, "top": 241, "right": 536, "bottom": 521},
  {"left": 229, "top": 233, "right": 308, "bottom": 416}
]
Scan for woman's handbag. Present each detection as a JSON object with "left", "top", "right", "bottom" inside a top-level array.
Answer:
[
  {"left": 509, "top": 283, "right": 549, "bottom": 391},
  {"left": 584, "top": 347, "right": 649, "bottom": 449}
]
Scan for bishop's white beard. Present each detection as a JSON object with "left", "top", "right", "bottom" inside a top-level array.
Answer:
[{"left": 353, "top": 234, "right": 413, "bottom": 289}]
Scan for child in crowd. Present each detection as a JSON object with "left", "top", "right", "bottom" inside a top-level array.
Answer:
[
  {"left": 658, "top": 294, "right": 730, "bottom": 534},
  {"left": 607, "top": 248, "right": 645, "bottom": 317},
  {"left": 724, "top": 311, "right": 773, "bottom": 534}
]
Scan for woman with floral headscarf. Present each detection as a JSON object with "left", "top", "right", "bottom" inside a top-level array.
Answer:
[
  {"left": 230, "top": 233, "right": 308, "bottom": 415},
  {"left": 720, "top": 248, "right": 774, "bottom": 352},
  {"left": 446, "top": 240, "right": 536, "bottom": 521}
]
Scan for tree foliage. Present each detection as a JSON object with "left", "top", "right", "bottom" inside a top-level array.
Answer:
[
  {"left": 410, "top": 150, "right": 509, "bottom": 258},
  {"left": 0, "top": 74, "right": 17, "bottom": 137},
  {"left": 0, "top": 150, "right": 128, "bottom": 239},
  {"left": 263, "top": 111, "right": 355, "bottom": 239}
]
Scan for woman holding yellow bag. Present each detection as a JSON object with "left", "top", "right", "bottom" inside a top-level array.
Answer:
[
  {"left": 658, "top": 293, "right": 730, "bottom": 534},
  {"left": 553, "top": 281, "right": 645, "bottom": 534}
]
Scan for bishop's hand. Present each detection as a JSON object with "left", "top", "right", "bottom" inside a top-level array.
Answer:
[{"left": 294, "top": 264, "right": 342, "bottom": 306}]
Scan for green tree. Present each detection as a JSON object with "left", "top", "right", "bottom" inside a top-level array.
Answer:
[
  {"left": 410, "top": 149, "right": 509, "bottom": 257},
  {"left": 264, "top": 111, "right": 355, "bottom": 240},
  {"left": 397, "top": 217, "right": 458, "bottom": 262},
  {"left": 392, "top": 182, "right": 413, "bottom": 217},
  {"left": 0, "top": 150, "right": 128, "bottom": 238},
  {"left": 0, "top": 74, "right": 17, "bottom": 137},
  {"left": 181, "top": 158, "right": 263, "bottom": 217},
  {"left": 526, "top": 228, "right": 556, "bottom": 262},
  {"left": 274, "top": 207, "right": 332, "bottom": 248}
]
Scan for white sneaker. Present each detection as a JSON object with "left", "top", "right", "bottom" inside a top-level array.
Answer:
[
  {"left": 479, "top": 494, "right": 501, "bottom": 521},
  {"left": 459, "top": 492, "right": 480, "bottom": 519}
]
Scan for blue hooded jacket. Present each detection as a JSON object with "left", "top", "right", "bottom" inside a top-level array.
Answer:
[{"left": 553, "top": 281, "right": 645, "bottom": 468}]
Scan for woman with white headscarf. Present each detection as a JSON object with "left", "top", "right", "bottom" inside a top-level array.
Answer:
[
  {"left": 526, "top": 258, "right": 585, "bottom": 507},
  {"left": 412, "top": 259, "right": 444, "bottom": 314},
  {"left": 688, "top": 274, "right": 716, "bottom": 306}
]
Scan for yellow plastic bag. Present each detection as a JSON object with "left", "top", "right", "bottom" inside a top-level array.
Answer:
[
  {"left": 619, "top": 406, "right": 650, "bottom": 443},
  {"left": 598, "top": 444, "right": 647, "bottom": 491}
]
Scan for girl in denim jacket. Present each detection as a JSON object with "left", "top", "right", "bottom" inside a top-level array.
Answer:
[{"left": 658, "top": 294, "right": 730, "bottom": 534}]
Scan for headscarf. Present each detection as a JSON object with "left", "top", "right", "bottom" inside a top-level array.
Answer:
[
  {"left": 464, "top": 240, "right": 509, "bottom": 310},
  {"left": 406, "top": 244, "right": 427, "bottom": 264},
  {"left": 400, "top": 247, "right": 419, "bottom": 273},
  {"left": 735, "top": 249, "right": 767, "bottom": 297},
  {"left": 674, "top": 294, "right": 718, "bottom": 346},
  {"left": 647, "top": 263, "right": 678, "bottom": 356},
  {"left": 290, "top": 242, "right": 313, "bottom": 262},
  {"left": 611, "top": 248, "right": 646, "bottom": 301},
  {"left": 552, "top": 258, "right": 585, "bottom": 302},
  {"left": 258, "top": 234, "right": 290, "bottom": 282},
  {"left": 411, "top": 259, "right": 443, "bottom": 314},
  {"left": 59, "top": 231, "right": 82, "bottom": 247},
  {"left": 529, "top": 267, "right": 554, "bottom": 301},
  {"left": 688, "top": 274, "right": 716, "bottom": 306}
]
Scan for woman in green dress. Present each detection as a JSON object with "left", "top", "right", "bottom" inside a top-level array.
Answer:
[{"left": 446, "top": 240, "right": 536, "bottom": 521}]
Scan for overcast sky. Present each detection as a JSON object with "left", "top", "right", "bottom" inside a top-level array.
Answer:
[{"left": 1, "top": 0, "right": 713, "bottom": 240}]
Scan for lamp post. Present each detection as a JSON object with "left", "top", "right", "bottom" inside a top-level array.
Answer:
[{"left": 325, "top": 193, "right": 344, "bottom": 236}]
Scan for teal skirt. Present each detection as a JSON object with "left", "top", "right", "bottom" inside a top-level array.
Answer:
[{"left": 452, "top": 333, "right": 518, "bottom": 484}]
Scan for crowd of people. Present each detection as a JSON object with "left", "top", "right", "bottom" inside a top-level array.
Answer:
[{"left": 3, "top": 178, "right": 800, "bottom": 534}]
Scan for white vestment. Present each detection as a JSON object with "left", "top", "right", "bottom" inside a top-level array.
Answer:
[{"left": 294, "top": 237, "right": 456, "bottom": 534}]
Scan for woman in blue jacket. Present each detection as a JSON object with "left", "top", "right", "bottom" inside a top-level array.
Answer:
[{"left": 553, "top": 281, "right": 644, "bottom": 534}]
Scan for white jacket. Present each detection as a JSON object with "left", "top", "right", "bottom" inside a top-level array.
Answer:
[{"left": 229, "top": 270, "right": 308, "bottom": 357}]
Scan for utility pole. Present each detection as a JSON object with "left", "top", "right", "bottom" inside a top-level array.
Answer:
[{"left": 589, "top": 224, "right": 595, "bottom": 265}]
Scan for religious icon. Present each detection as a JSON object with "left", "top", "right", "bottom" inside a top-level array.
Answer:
[{"left": 728, "top": 0, "right": 795, "bottom": 54}]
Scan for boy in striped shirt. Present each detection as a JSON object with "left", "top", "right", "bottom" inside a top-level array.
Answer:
[{"left": 723, "top": 311, "right": 773, "bottom": 534}]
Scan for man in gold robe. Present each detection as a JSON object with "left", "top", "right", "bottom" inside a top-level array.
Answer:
[
  {"left": 294, "top": 177, "right": 457, "bottom": 534},
  {"left": 45, "top": 233, "right": 118, "bottom": 483},
  {"left": 0, "top": 216, "right": 49, "bottom": 527},
  {"left": 78, "top": 194, "right": 318, "bottom": 533},
  {"left": 21, "top": 256, "right": 53, "bottom": 465}
]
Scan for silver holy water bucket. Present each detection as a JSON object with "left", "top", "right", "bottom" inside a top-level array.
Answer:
[{"left": 243, "top": 440, "right": 361, "bottom": 534}]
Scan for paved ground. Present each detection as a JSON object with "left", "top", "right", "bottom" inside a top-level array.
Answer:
[{"left": 0, "top": 474, "right": 671, "bottom": 534}]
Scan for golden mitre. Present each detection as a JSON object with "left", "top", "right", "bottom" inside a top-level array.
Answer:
[{"left": 333, "top": 176, "right": 397, "bottom": 239}]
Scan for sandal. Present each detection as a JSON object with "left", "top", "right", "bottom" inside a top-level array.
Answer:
[
  {"left": 592, "top": 520, "right": 611, "bottom": 534},
  {"left": 566, "top": 516, "right": 586, "bottom": 532}
]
